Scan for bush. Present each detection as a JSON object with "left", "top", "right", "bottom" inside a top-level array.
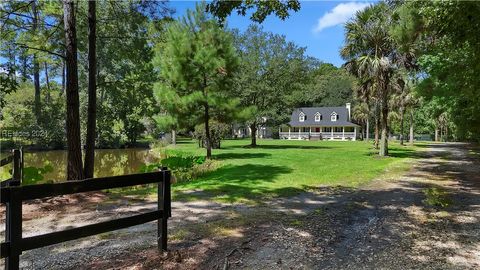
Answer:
[
  {"left": 194, "top": 120, "right": 230, "bottom": 149},
  {"left": 139, "top": 152, "right": 213, "bottom": 182},
  {"left": 96, "top": 100, "right": 129, "bottom": 148}
]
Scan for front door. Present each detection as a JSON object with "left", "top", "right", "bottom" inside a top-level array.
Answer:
[{"left": 315, "top": 127, "right": 320, "bottom": 132}]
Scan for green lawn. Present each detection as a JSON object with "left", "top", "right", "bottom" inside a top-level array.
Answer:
[{"left": 165, "top": 139, "right": 419, "bottom": 203}]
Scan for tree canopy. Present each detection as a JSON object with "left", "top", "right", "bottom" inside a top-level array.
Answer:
[
  {"left": 154, "top": 3, "right": 244, "bottom": 158},
  {"left": 232, "top": 25, "right": 311, "bottom": 145},
  {"left": 207, "top": 0, "right": 301, "bottom": 23}
]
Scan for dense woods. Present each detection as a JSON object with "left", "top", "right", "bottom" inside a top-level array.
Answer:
[
  {"left": 1, "top": 0, "right": 479, "bottom": 177},
  {"left": 342, "top": 0, "right": 480, "bottom": 150}
]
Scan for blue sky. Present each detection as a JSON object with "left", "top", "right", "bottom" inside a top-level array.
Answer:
[{"left": 170, "top": 1, "right": 372, "bottom": 67}]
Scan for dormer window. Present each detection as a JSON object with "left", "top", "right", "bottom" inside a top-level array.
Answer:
[
  {"left": 331, "top": 112, "right": 338, "bottom": 121},
  {"left": 314, "top": 112, "right": 322, "bottom": 122},
  {"left": 299, "top": 112, "right": 305, "bottom": 122}
]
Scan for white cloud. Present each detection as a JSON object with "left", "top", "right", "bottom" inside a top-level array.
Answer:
[{"left": 313, "top": 2, "right": 371, "bottom": 33}]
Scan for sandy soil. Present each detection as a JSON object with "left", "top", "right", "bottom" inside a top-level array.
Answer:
[{"left": 1, "top": 143, "right": 479, "bottom": 269}]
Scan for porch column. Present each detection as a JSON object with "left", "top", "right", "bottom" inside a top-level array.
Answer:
[
  {"left": 354, "top": 126, "right": 357, "bottom": 141},
  {"left": 331, "top": 127, "right": 333, "bottom": 140},
  {"left": 288, "top": 127, "right": 291, "bottom": 139},
  {"left": 342, "top": 127, "right": 345, "bottom": 141},
  {"left": 298, "top": 127, "right": 301, "bottom": 139}
]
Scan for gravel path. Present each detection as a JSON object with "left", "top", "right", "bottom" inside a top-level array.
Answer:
[
  {"left": 1, "top": 143, "right": 479, "bottom": 269},
  {"left": 218, "top": 143, "right": 480, "bottom": 270}
]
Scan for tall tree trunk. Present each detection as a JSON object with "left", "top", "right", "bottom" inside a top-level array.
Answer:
[
  {"left": 365, "top": 118, "right": 370, "bottom": 142},
  {"left": 204, "top": 104, "right": 211, "bottom": 159},
  {"left": 21, "top": 51, "right": 28, "bottom": 82},
  {"left": 33, "top": 58, "right": 40, "bottom": 117},
  {"left": 33, "top": 58, "right": 41, "bottom": 116},
  {"left": 84, "top": 0, "right": 97, "bottom": 179},
  {"left": 374, "top": 105, "right": 380, "bottom": 149},
  {"left": 445, "top": 125, "right": 448, "bottom": 142},
  {"left": 32, "top": 0, "right": 41, "bottom": 121},
  {"left": 63, "top": 0, "right": 84, "bottom": 180},
  {"left": 378, "top": 92, "right": 388, "bottom": 157},
  {"left": 7, "top": 48, "right": 15, "bottom": 79},
  {"left": 400, "top": 107, "right": 404, "bottom": 145},
  {"left": 171, "top": 129, "right": 176, "bottom": 145},
  {"left": 379, "top": 101, "right": 389, "bottom": 156},
  {"left": 409, "top": 109, "right": 414, "bottom": 146},
  {"left": 250, "top": 122, "right": 257, "bottom": 147},
  {"left": 44, "top": 62, "right": 51, "bottom": 103},
  {"left": 61, "top": 60, "right": 66, "bottom": 93}
]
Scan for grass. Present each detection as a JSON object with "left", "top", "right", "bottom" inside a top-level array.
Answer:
[
  {"left": 423, "top": 187, "right": 452, "bottom": 208},
  {"left": 164, "top": 139, "right": 419, "bottom": 203}
]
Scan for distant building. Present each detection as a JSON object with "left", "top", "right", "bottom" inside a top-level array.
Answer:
[
  {"left": 279, "top": 103, "right": 359, "bottom": 140},
  {"left": 232, "top": 117, "right": 273, "bottom": 139}
]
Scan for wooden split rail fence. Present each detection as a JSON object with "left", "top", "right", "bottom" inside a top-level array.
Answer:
[
  {"left": 0, "top": 149, "right": 23, "bottom": 188},
  {"left": 0, "top": 150, "right": 171, "bottom": 270}
]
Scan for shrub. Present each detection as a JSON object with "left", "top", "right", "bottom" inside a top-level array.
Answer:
[
  {"left": 139, "top": 152, "right": 212, "bottom": 182},
  {"left": 194, "top": 120, "right": 230, "bottom": 149}
]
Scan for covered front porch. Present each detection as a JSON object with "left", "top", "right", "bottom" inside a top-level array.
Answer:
[{"left": 279, "top": 126, "right": 357, "bottom": 141}]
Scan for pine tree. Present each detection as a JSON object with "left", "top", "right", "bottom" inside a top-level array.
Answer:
[{"left": 154, "top": 3, "right": 241, "bottom": 159}]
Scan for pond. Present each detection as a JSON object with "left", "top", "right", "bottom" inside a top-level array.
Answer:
[{"left": 0, "top": 148, "right": 160, "bottom": 184}]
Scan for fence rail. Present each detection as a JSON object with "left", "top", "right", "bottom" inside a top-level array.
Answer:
[
  {"left": 0, "top": 149, "right": 23, "bottom": 188},
  {"left": 0, "top": 169, "right": 171, "bottom": 270}
]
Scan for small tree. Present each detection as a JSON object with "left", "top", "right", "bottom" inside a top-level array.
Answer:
[
  {"left": 194, "top": 120, "right": 230, "bottom": 149},
  {"left": 154, "top": 3, "right": 240, "bottom": 159}
]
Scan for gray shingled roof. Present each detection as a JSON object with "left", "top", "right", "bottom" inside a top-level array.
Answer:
[{"left": 288, "top": 107, "right": 359, "bottom": 127}]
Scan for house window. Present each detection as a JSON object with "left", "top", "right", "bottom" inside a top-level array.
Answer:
[
  {"left": 315, "top": 112, "right": 322, "bottom": 122},
  {"left": 299, "top": 112, "right": 305, "bottom": 122},
  {"left": 323, "top": 127, "right": 332, "bottom": 132},
  {"left": 331, "top": 112, "right": 338, "bottom": 121}
]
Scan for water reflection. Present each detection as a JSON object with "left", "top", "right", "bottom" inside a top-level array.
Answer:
[{"left": 0, "top": 148, "right": 160, "bottom": 184}]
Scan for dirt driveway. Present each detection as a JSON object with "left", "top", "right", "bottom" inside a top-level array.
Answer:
[{"left": 1, "top": 143, "right": 479, "bottom": 269}]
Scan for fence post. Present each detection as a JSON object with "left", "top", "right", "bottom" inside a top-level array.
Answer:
[
  {"left": 20, "top": 148, "right": 24, "bottom": 183},
  {"left": 158, "top": 168, "right": 169, "bottom": 251},
  {"left": 6, "top": 188, "right": 22, "bottom": 270},
  {"left": 165, "top": 169, "right": 171, "bottom": 218},
  {"left": 11, "top": 149, "right": 22, "bottom": 186}
]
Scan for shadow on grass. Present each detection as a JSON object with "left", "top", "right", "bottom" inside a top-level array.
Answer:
[
  {"left": 224, "top": 144, "right": 332, "bottom": 150},
  {"left": 174, "top": 163, "right": 294, "bottom": 202},
  {"left": 213, "top": 152, "right": 272, "bottom": 160},
  {"left": 174, "top": 140, "right": 194, "bottom": 145},
  {"left": 364, "top": 145, "right": 420, "bottom": 159},
  {"left": 388, "top": 147, "right": 420, "bottom": 158}
]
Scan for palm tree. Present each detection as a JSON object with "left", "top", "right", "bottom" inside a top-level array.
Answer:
[
  {"left": 352, "top": 77, "right": 375, "bottom": 144},
  {"left": 352, "top": 102, "right": 370, "bottom": 141},
  {"left": 389, "top": 71, "right": 415, "bottom": 145},
  {"left": 341, "top": 3, "right": 396, "bottom": 156}
]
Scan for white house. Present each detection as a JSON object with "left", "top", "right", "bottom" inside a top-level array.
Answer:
[
  {"left": 232, "top": 117, "right": 273, "bottom": 138},
  {"left": 279, "top": 103, "right": 359, "bottom": 140}
]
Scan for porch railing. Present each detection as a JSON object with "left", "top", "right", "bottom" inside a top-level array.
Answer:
[{"left": 279, "top": 132, "right": 356, "bottom": 139}]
